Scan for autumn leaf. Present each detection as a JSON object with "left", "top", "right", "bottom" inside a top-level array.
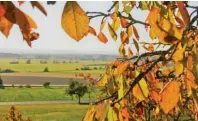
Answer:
[
  {"left": 133, "top": 71, "right": 149, "bottom": 101},
  {"left": 18, "top": 1, "right": 25, "bottom": 6},
  {"left": 88, "top": 26, "right": 96, "bottom": 36},
  {"left": 107, "top": 107, "right": 118, "bottom": 121},
  {"left": 132, "top": 26, "right": 139, "bottom": 40},
  {"left": 186, "top": 70, "right": 197, "bottom": 96},
  {"left": 160, "top": 81, "right": 181, "bottom": 114},
  {"left": 172, "top": 43, "right": 185, "bottom": 62},
  {"left": 174, "top": 61, "right": 184, "bottom": 76},
  {"left": 120, "top": 17, "right": 128, "bottom": 28},
  {"left": 175, "top": 16, "right": 185, "bottom": 28},
  {"left": 0, "top": 17, "right": 13, "bottom": 37},
  {"left": 127, "top": 25, "right": 133, "bottom": 38},
  {"left": 176, "top": 1, "right": 190, "bottom": 25},
  {"left": 150, "top": 89, "right": 160, "bottom": 102},
  {"left": 100, "top": 19, "right": 106, "bottom": 31},
  {"left": 97, "top": 75, "right": 108, "bottom": 86},
  {"left": 97, "top": 32, "right": 108, "bottom": 44},
  {"left": 61, "top": 1, "right": 89, "bottom": 41},
  {"left": 139, "top": 1, "right": 150, "bottom": 10},
  {"left": 143, "top": 44, "right": 154, "bottom": 51},
  {"left": 133, "top": 39, "right": 139, "bottom": 53},
  {"left": 130, "top": 1, "right": 136, "bottom": 7},
  {"left": 120, "top": 31, "right": 129, "bottom": 44},
  {"left": 119, "top": 43, "right": 126, "bottom": 57},
  {"left": 82, "top": 105, "right": 95, "bottom": 121},
  {"left": 95, "top": 103, "right": 110, "bottom": 121},
  {"left": 0, "top": 4, "right": 5, "bottom": 19},
  {"left": 114, "top": 61, "right": 128, "bottom": 75},
  {"left": 30, "top": 1, "right": 47, "bottom": 16},
  {"left": 187, "top": 55, "right": 193, "bottom": 70},
  {"left": 128, "top": 47, "right": 133, "bottom": 57},
  {"left": 108, "top": 23, "right": 117, "bottom": 41},
  {"left": 111, "top": 17, "right": 120, "bottom": 31},
  {"left": 117, "top": 75, "right": 124, "bottom": 100},
  {"left": 110, "top": 12, "right": 117, "bottom": 20},
  {"left": 146, "top": 7, "right": 160, "bottom": 25},
  {"left": 124, "top": 5, "right": 132, "bottom": 14}
]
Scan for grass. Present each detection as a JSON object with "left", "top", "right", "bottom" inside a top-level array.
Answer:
[
  {"left": 0, "top": 59, "right": 107, "bottom": 75},
  {"left": 0, "top": 87, "right": 105, "bottom": 102},
  {"left": 0, "top": 104, "right": 89, "bottom": 121}
]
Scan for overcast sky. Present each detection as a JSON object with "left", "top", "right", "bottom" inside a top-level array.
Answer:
[{"left": 0, "top": 1, "right": 197, "bottom": 55}]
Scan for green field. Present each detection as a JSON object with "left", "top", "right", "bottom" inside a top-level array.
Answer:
[
  {"left": 0, "top": 59, "right": 107, "bottom": 75},
  {"left": 0, "top": 87, "right": 105, "bottom": 102},
  {"left": 0, "top": 104, "right": 88, "bottom": 121}
]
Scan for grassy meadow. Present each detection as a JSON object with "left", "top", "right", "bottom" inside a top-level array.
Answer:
[
  {"left": 0, "top": 104, "right": 89, "bottom": 121},
  {"left": 0, "top": 87, "right": 105, "bottom": 102},
  {"left": 0, "top": 58, "right": 107, "bottom": 76}
]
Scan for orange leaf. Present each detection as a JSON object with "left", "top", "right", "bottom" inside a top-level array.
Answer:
[
  {"left": 186, "top": 70, "right": 197, "bottom": 96},
  {"left": 88, "top": 26, "right": 96, "bottom": 36},
  {"left": 0, "top": 17, "right": 13, "bottom": 37},
  {"left": 150, "top": 89, "right": 160, "bottom": 102},
  {"left": 132, "top": 26, "right": 139, "bottom": 40},
  {"left": 97, "top": 32, "right": 108, "bottom": 44},
  {"left": 130, "top": 1, "right": 136, "bottom": 7},
  {"left": 146, "top": 7, "right": 160, "bottom": 25},
  {"left": 160, "top": 81, "right": 181, "bottom": 114},
  {"left": 120, "top": 17, "right": 128, "bottom": 28},
  {"left": 187, "top": 55, "right": 193, "bottom": 70},
  {"left": 176, "top": 2, "right": 190, "bottom": 25},
  {"left": 110, "top": 12, "right": 117, "bottom": 20},
  {"left": 114, "top": 61, "right": 128, "bottom": 75},
  {"left": 143, "top": 44, "right": 154, "bottom": 51},
  {"left": 146, "top": 71, "right": 155, "bottom": 83},
  {"left": 0, "top": 5, "right": 5, "bottom": 19},
  {"left": 175, "top": 16, "right": 185, "bottom": 28},
  {"left": 127, "top": 25, "right": 133, "bottom": 38},
  {"left": 128, "top": 47, "right": 133, "bottom": 57},
  {"left": 120, "top": 31, "right": 129, "bottom": 44},
  {"left": 18, "top": 1, "right": 25, "bottom": 6}
]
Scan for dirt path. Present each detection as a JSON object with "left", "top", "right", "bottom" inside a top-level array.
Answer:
[{"left": 0, "top": 100, "right": 93, "bottom": 105}]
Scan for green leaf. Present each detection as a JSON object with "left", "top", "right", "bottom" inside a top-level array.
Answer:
[
  {"left": 124, "top": 5, "right": 132, "bottom": 14},
  {"left": 139, "top": 1, "right": 149, "bottom": 10}
]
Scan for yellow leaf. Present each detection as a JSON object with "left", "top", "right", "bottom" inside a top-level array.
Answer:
[
  {"left": 117, "top": 75, "right": 124, "bottom": 100},
  {"left": 127, "top": 25, "right": 133, "bottom": 38},
  {"left": 120, "top": 31, "right": 129, "bottom": 44},
  {"left": 100, "top": 19, "right": 106, "bottom": 31},
  {"left": 174, "top": 61, "right": 183, "bottom": 76},
  {"left": 97, "top": 32, "right": 108, "bottom": 44},
  {"left": 107, "top": 107, "right": 118, "bottom": 121},
  {"left": 160, "top": 81, "right": 181, "bottom": 114},
  {"left": 133, "top": 71, "right": 149, "bottom": 101},
  {"left": 124, "top": 5, "right": 132, "bottom": 14},
  {"left": 146, "top": 7, "right": 160, "bottom": 25},
  {"left": 119, "top": 43, "right": 126, "bottom": 57},
  {"left": 111, "top": 17, "right": 120, "bottom": 31},
  {"left": 0, "top": 17, "right": 13, "bottom": 37},
  {"left": 61, "top": 1, "right": 89, "bottom": 41},
  {"left": 172, "top": 43, "right": 185, "bottom": 62},
  {"left": 186, "top": 70, "right": 197, "bottom": 96},
  {"left": 108, "top": 23, "right": 117, "bottom": 41}
]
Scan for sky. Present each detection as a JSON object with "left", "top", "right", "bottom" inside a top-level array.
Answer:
[{"left": 0, "top": 1, "right": 197, "bottom": 55}]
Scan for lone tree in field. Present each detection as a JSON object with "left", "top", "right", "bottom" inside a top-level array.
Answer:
[
  {"left": 67, "top": 81, "right": 88, "bottom": 104},
  {"left": 1, "top": 1, "right": 198, "bottom": 121}
]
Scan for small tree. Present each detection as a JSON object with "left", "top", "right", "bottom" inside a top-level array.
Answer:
[
  {"left": 66, "top": 81, "right": 88, "bottom": 104},
  {"left": 0, "top": 76, "right": 4, "bottom": 89},
  {"left": 43, "top": 67, "right": 49, "bottom": 72},
  {"left": 43, "top": 82, "right": 50, "bottom": 88}
]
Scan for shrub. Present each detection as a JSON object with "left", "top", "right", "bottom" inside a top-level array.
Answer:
[
  {"left": 76, "top": 68, "right": 79, "bottom": 70},
  {"left": 12, "top": 84, "right": 14, "bottom": 88},
  {"left": 26, "top": 59, "right": 31, "bottom": 64},
  {"left": 93, "top": 67, "right": 98, "bottom": 70},
  {"left": 43, "top": 67, "right": 49, "bottom": 72},
  {"left": 26, "top": 85, "right": 31, "bottom": 88},
  {"left": 19, "top": 85, "right": 23, "bottom": 88},
  {"left": 43, "top": 82, "right": 50, "bottom": 88},
  {"left": 0, "top": 69, "right": 15, "bottom": 73}
]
